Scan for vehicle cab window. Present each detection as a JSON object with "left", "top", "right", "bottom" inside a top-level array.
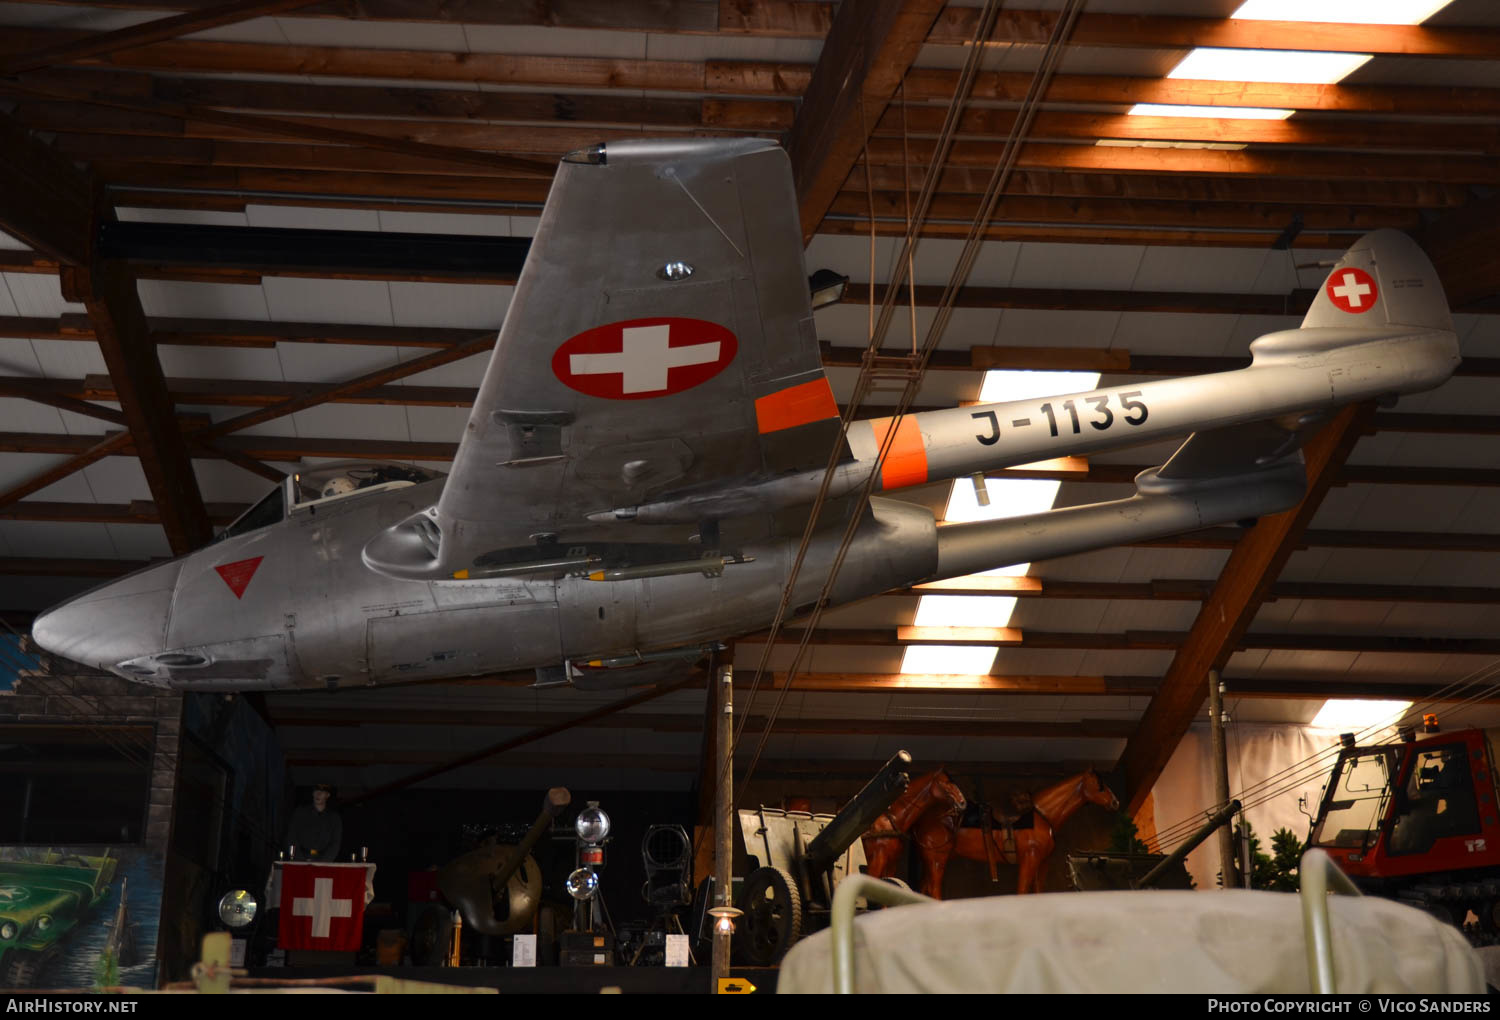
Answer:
[
  {"left": 1389, "top": 744, "right": 1481, "bottom": 856},
  {"left": 1310, "top": 748, "right": 1397, "bottom": 850}
]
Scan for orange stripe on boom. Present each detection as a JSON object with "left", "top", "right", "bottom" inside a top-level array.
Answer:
[
  {"left": 755, "top": 378, "right": 838, "bottom": 434},
  {"left": 869, "top": 416, "right": 928, "bottom": 489}
]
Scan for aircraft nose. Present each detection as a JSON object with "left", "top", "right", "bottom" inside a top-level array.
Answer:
[{"left": 31, "top": 560, "right": 183, "bottom": 675}]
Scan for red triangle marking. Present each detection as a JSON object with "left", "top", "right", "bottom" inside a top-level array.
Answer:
[{"left": 214, "top": 556, "right": 264, "bottom": 599}]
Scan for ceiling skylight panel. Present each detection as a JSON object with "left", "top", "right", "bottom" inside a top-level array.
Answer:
[
  {"left": 1167, "top": 47, "right": 1371, "bottom": 85},
  {"left": 899, "top": 644, "right": 999, "bottom": 676},
  {"left": 1231, "top": 0, "right": 1454, "bottom": 24},
  {"left": 1128, "top": 103, "right": 1294, "bottom": 120}
]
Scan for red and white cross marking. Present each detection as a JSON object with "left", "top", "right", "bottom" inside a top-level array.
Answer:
[
  {"left": 292, "top": 876, "right": 353, "bottom": 939},
  {"left": 1327, "top": 267, "right": 1378, "bottom": 314},
  {"left": 552, "top": 317, "right": 738, "bottom": 400}
]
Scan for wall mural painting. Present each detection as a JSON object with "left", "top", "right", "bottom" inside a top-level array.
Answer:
[{"left": 0, "top": 846, "right": 163, "bottom": 989}]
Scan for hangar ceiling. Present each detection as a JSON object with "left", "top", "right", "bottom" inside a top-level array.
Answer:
[{"left": 2, "top": 0, "right": 1500, "bottom": 815}]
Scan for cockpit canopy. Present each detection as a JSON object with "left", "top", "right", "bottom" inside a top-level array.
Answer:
[{"left": 218, "top": 461, "right": 444, "bottom": 542}]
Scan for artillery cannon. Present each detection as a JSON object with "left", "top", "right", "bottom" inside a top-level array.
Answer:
[{"left": 735, "top": 750, "right": 911, "bottom": 965}]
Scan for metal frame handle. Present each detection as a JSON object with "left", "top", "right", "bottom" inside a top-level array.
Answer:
[
  {"left": 830, "top": 873, "right": 935, "bottom": 994},
  {"left": 1299, "top": 847, "right": 1363, "bottom": 993}
]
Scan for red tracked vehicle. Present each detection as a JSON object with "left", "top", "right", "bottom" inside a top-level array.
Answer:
[{"left": 1310, "top": 722, "right": 1500, "bottom": 931}]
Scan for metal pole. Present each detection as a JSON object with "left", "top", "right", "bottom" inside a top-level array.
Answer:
[
  {"left": 1209, "top": 668, "right": 1237, "bottom": 888},
  {"left": 711, "top": 664, "right": 734, "bottom": 987}
]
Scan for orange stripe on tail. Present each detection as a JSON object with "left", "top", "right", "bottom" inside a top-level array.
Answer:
[
  {"left": 869, "top": 416, "right": 928, "bottom": 489},
  {"left": 755, "top": 378, "right": 838, "bottom": 434}
]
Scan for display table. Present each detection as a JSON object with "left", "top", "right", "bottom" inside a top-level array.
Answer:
[{"left": 269, "top": 860, "right": 377, "bottom": 952}]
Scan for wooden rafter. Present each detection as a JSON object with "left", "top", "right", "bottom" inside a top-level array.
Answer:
[
  {"left": 1, "top": 0, "right": 328, "bottom": 76},
  {"left": 1118, "top": 403, "right": 1375, "bottom": 814},
  {"left": 60, "top": 260, "right": 214, "bottom": 553},
  {"left": 783, "top": 0, "right": 946, "bottom": 241},
  {"left": 0, "top": 113, "right": 212, "bottom": 551}
]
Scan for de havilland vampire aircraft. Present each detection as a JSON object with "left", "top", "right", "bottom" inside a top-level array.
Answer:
[{"left": 30, "top": 138, "right": 1461, "bottom": 693}]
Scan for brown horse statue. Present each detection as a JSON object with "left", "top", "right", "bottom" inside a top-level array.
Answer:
[
  {"left": 913, "top": 768, "right": 1119, "bottom": 897},
  {"left": 861, "top": 767, "right": 967, "bottom": 897}
]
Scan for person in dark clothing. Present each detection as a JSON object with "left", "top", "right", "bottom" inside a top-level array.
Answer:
[{"left": 286, "top": 783, "right": 342, "bottom": 860}]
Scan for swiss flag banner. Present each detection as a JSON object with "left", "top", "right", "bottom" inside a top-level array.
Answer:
[{"left": 276, "top": 862, "right": 373, "bottom": 951}]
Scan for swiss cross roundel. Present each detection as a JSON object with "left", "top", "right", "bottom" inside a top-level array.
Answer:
[
  {"left": 1326, "top": 266, "right": 1379, "bottom": 315},
  {"left": 551, "top": 317, "right": 738, "bottom": 400}
]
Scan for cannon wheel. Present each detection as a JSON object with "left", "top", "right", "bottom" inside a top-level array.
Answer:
[{"left": 737, "top": 866, "right": 802, "bottom": 966}]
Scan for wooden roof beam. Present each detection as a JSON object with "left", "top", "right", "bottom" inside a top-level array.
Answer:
[
  {"left": 784, "top": 0, "right": 946, "bottom": 242},
  {"left": 1118, "top": 403, "right": 1374, "bottom": 814},
  {"left": 1, "top": 0, "right": 328, "bottom": 76},
  {"left": 0, "top": 112, "right": 211, "bottom": 551}
]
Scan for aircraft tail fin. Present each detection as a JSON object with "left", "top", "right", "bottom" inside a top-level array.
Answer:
[{"left": 1301, "top": 228, "right": 1453, "bottom": 334}]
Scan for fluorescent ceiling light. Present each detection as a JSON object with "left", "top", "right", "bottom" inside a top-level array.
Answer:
[
  {"left": 1168, "top": 47, "right": 1371, "bottom": 85},
  {"left": 1128, "top": 103, "right": 1293, "bottom": 120},
  {"left": 1232, "top": 0, "right": 1454, "bottom": 25},
  {"left": 899, "top": 644, "right": 998, "bottom": 676},
  {"left": 1309, "top": 698, "right": 1413, "bottom": 733},
  {"left": 914, "top": 593, "right": 1018, "bottom": 628}
]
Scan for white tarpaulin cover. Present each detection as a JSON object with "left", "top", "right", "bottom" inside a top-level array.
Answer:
[{"left": 777, "top": 889, "right": 1484, "bottom": 994}]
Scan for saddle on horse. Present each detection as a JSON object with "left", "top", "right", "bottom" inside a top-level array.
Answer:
[{"left": 978, "top": 802, "right": 1048, "bottom": 881}]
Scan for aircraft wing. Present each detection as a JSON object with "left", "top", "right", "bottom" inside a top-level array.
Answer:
[{"left": 364, "top": 138, "right": 846, "bottom": 580}]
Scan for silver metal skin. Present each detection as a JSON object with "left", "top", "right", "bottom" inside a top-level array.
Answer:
[{"left": 29, "top": 140, "right": 1461, "bottom": 692}]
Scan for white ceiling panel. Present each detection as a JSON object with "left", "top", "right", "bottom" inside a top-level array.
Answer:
[
  {"left": 104, "top": 524, "right": 173, "bottom": 561},
  {"left": 797, "top": 692, "right": 893, "bottom": 719},
  {"left": 1131, "top": 246, "right": 1277, "bottom": 295},
  {"left": 460, "top": 24, "right": 649, "bottom": 59},
  {"left": 205, "top": 405, "right": 299, "bottom": 437},
  {"left": 1108, "top": 312, "right": 1241, "bottom": 357},
  {"left": 158, "top": 344, "right": 286, "bottom": 380},
  {"left": 78, "top": 457, "right": 153, "bottom": 504},
  {"left": 1010, "top": 242, "right": 1146, "bottom": 290},
  {"left": 402, "top": 406, "right": 470, "bottom": 443},
  {"left": 990, "top": 647, "right": 1088, "bottom": 675},
  {"left": 182, "top": 15, "right": 291, "bottom": 44},
  {"left": 396, "top": 350, "right": 492, "bottom": 388},
  {"left": 289, "top": 403, "right": 413, "bottom": 442},
  {"left": 1380, "top": 603, "right": 1500, "bottom": 637},
  {"left": 1031, "top": 546, "right": 1136, "bottom": 583},
  {"left": 1011, "top": 597, "right": 1110, "bottom": 632},
  {"left": 1076, "top": 649, "right": 1174, "bottom": 674},
  {"left": 819, "top": 599, "right": 913, "bottom": 628},
  {"left": 3, "top": 273, "right": 84, "bottom": 317},
  {"left": 1409, "top": 552, "right": 1500, "bottom": 587},
  {"left": 994, "top": 308, "right": 1123, "bottom": 348},
  {"left": 261, "top": 277, "right": 394, "bottom": 326},
  {"left": 25, "top": 339, "right": 107, "bottom": 380},
  {"left": 389, "top": 282, "right": 511, "bottom": 329},
  {"left": 273, "top": 15, "right": 469, "bottom": 51},
  {"left": 0, "top": 1, "right": 156, "bottom": 30},
  {"left": 1114, "top": 547, "right": 1230, "bottom": 582},
  {"left": 1344, "top": 652, "right": 1450, "bottom": 681},
  {"left": 1094, "top": 599, "right": 1201, "bottom": 632},
  {"left": 1, "top": 455, "right": 88, "bottom": 499},
  {"left": 1343, "top": 485, "right": 1465, "bottom": 533},
  {"left": 0, "top": 521, "right": 117, "bottom": 559},
  {"left": 136, "top": 280, "right": 270, "bottom": 321},
  {"left": 275, "top": 340, "right": 399, "bottom": 383},
  {"left": 0, "top": 397, "right": 66, "bottom": 434},
  {"left": 375, "top": 210, "right": 517, "bottom": 236},
  {"left": 644, "top": 31, "right": 822, "bottom": 64},
  {"left": 1225, "top": 648, "right": 1270, "bottom": 673},
  {"left": 116, "top": 208, "right": 251, "bottom": 227},
  {"left": 1251, "top": 649, "right": 1359, "bottom": 678},
  {"left": 1312, "top": 549, "right": 1432, "bottom": 585}
]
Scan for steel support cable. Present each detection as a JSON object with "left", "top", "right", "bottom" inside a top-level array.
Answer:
[
  {"left": 1149, "top": 657, "right": 1500, "bottom": 853},
  {"left": 1148, "top": 658, "right": 1500, "bottom": 848},
  {"left": 732, "top": 0, "right": 1088, "bottom": 798},
  {"left": 719, "top": 0, "right": 1008, "bottom": 793}
]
